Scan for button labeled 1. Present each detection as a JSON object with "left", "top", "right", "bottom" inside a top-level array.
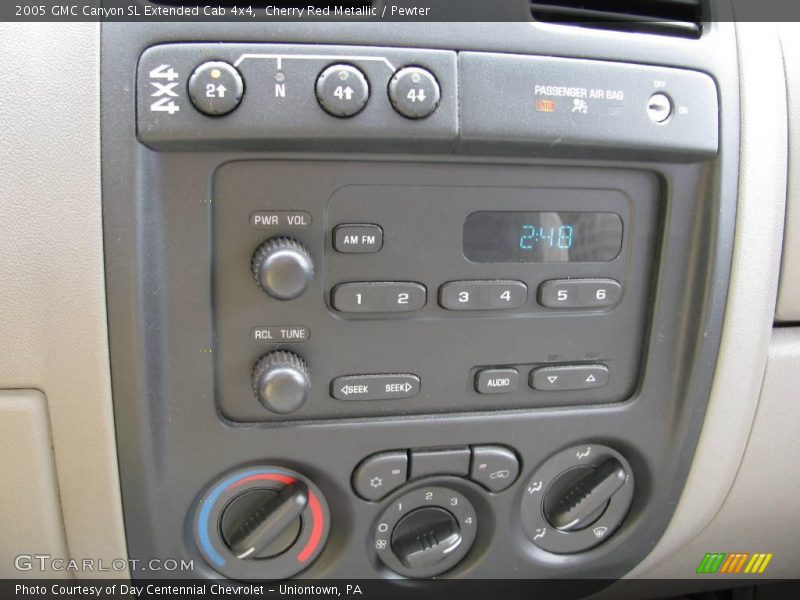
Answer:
[
  {"left": 439, "top": 280, "right": 527, "bottom": 311},
  {"left": 538, "top": 279, "right": 621, "bottom": 309},
  {"left": 331, "top": 282, "right": 426, "bottom": 313}
]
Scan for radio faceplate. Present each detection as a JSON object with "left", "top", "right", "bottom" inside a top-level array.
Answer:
[{"left": 213, "top": 162, "right": 660, "bottom": 422}]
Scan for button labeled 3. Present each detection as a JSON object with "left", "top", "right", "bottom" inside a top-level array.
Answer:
[{"left": 439, "top": 280, "right": 527, "bottom": 311}]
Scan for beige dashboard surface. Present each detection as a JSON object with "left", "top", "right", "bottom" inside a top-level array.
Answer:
[
  {"left": 0, "top": 23, "right": 127, "bottom": 577},
  {"left": 625, "top": 22, "right": 793, "bottom": 580},
  {"left": 778, "top": 23, "right": 800, "bottom": 321}
]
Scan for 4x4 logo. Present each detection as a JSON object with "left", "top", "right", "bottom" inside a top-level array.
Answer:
[{"left": 149, "top": 65, "right": 180, "bottom": 115}]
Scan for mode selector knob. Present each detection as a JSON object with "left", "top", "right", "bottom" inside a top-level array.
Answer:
[
  {"left": 253, "top": 351, "right": 310, "bottom": 414},
  {"left": 252, "top": 237, "right": 314, "bottom": 300}
]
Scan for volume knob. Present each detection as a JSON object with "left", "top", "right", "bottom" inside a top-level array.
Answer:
[
  {"left": 253, "top": 351, "right": 310, "bottom": 414},
  {"left": 252, "top": 237, "right": 314, "bottom": 300}
]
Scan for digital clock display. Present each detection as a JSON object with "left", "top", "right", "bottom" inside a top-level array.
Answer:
[{"left": 463, "top": 211, "right": 623, "bottom": 263}]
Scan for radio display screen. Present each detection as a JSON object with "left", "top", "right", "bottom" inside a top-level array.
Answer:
[{"left": 463, "top": 211, "right": 623, "bottom": 263}]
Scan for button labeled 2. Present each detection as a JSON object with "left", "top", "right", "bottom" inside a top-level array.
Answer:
[
  {"left": 332, "top": 282, "right": 426, "bottom": 313},
  {"left": 439, "top": 280, "right": 527, "bottom": 311}
]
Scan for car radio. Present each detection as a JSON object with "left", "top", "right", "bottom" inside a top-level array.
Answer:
[{"left": 213, "top": 162, "right": 660, "bottom": 421}]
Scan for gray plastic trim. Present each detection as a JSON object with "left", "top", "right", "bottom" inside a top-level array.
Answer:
[{"left": 625, "top": 22, "right": 787, "bottom": 579}]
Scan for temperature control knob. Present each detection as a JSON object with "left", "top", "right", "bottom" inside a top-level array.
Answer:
[
  {"left": 194, "top": 466, "right": 330, "bottom": 580},
  {"left": 253, "top": 351, "right": 310, "bottom": 414},
  {"left": 252, "top": 237, "right": 314, "bottom": 300}
]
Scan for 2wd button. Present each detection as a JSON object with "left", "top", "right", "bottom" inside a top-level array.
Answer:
[
  {"left": 188, "top": 61, "right": 244, "bottom": 116},
  {"left": 331, "top": 374, "right": 421, "bottom": 401}
]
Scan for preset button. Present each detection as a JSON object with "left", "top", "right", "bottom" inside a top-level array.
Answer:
[
  {"left": 331, "top": 281, "right": 426, "bottom": 313},
  {"left": 539, "top": 278, "right": 622, "bottom": 309},
  {"left": 439, "top": 280, "right": 527, "bottom": 311}
]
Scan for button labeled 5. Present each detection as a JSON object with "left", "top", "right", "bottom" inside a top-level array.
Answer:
[{"left": 538, "top": 278, "right": 621, "bottom": 309}]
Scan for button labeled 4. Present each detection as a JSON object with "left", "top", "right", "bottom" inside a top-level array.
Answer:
[{"left": 439, "top": 280, "right": 527, "bottom": 311}]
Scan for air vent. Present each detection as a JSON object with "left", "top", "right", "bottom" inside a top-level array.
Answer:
[{"left": 530, "top": 0, "right": 704, "bottom": 39}]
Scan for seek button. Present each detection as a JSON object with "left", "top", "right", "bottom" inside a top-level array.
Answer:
[{"left": 332, "top": 374, "right": 420, "bottom": 401}]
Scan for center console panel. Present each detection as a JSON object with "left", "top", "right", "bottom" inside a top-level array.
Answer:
[{"left": 102, "top": 22, "right": 739, "bottom": 589}]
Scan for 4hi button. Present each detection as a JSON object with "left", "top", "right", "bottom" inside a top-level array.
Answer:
[
  {"left": 316, "top": 64, "right": 369, "bottom": 118},
  {"left": 388, "top": 66, "right": 441, "bottom": 119},
  {"left": 188, "top": 61, "right": 244, "bottom": 116}
]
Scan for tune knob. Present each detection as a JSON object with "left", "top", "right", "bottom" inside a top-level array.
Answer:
[
  {"left": 253, "top": 351, "right": 310, "bottom": 414},
  {"left": 251, "top": 237, "right": 314, "bottom": 300}
]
